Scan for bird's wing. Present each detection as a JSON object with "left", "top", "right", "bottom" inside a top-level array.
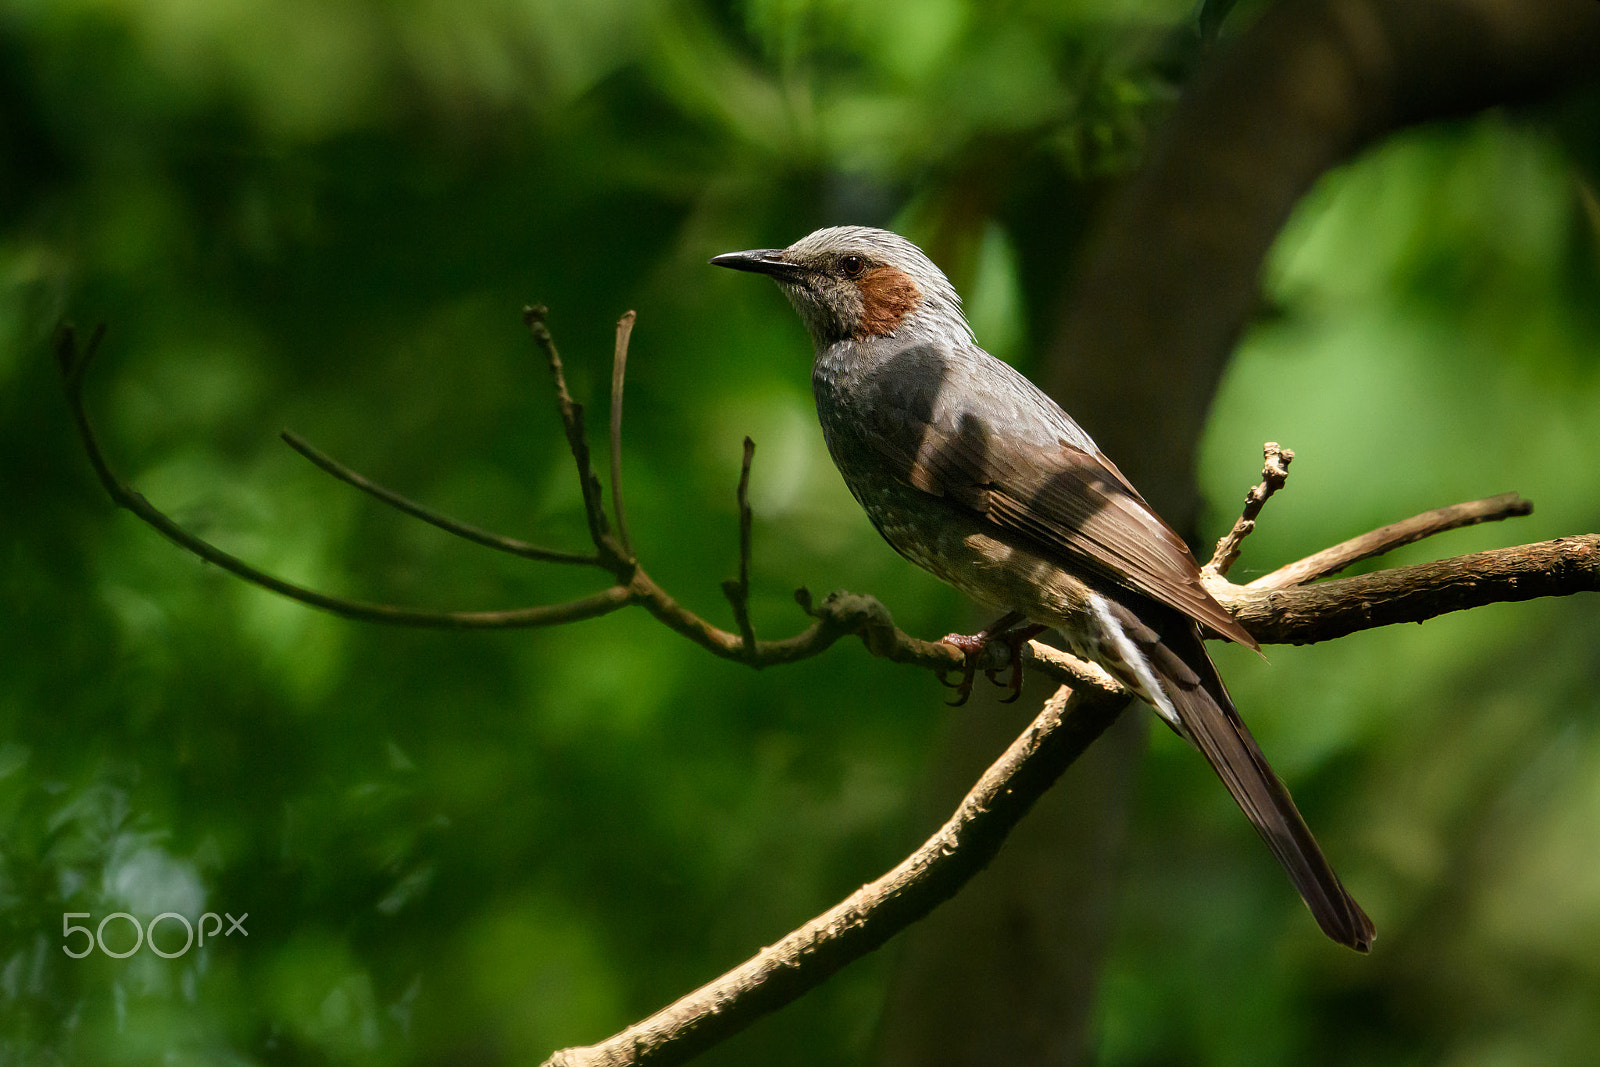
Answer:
[{"left": 856, "top": 347, "right": 1257, "bottom": 649}]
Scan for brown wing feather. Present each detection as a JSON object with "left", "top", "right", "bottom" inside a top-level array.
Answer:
[{"left": 889, "top": 406, "right": 1255, "bottom": 649}]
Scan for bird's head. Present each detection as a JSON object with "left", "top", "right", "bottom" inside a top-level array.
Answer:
[{"left": 711, "top": 226, "right": 971, "bottom": 348}]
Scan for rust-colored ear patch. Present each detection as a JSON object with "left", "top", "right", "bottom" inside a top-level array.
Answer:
[{"left": 855, "top": 265, "right": 921, "bottom": 338}]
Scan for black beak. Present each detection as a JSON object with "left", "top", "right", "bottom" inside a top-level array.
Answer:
[{"left": 709, "top": 248, "right": 809, "bottom": 282}]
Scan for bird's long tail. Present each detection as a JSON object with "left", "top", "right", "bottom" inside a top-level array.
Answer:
[{"left": 1088, "top": 593, "right": 1375, "bottom": 952}]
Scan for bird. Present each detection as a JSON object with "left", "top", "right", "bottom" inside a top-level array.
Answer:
[{"left": 711, "top": 225, "right": 1375, "bottom": 952}]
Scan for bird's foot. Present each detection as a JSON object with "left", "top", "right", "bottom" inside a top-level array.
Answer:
[{"left": 937, "top": 614, "right": 1046, "bottom": 706}]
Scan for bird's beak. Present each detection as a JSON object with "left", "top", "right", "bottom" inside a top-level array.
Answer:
[{"left": 709, "top": 248, "right": 809, "bottom": 282}]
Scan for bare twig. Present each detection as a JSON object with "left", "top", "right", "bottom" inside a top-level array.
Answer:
[
  {"left": 1247, "top": 492, "right": 1535, "bottom": 590},
  {"left": 610, "top": 311, "right": 636, "bottom": 558},
  {"left": 55, "top": 327, "right": 632, "bottom": 629},
  {"left": 720, "top": 437, "right": 759, "bottom": 659},
  {"left": 54, "top": 321, "right": 110, "bottom": 476},
  {"left": 525, "top": 304, "right": 617, "bottom": 563},
  {"left": 543, "top": 675, "right": 1129, "bottom": 1067},
  {"left": 281, "top": 430, "right": 598, "bottom": 566},
  {"left": 1205, "top": 442, "right": 1293, "bottom": 577}
]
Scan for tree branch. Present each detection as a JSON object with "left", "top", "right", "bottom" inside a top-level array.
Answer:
[
  {"left": 1217, "top": 535, "right": 1600, "bottom": 645},
  {"left": 53, "top": 320, "right": 979, "bottom": 671},
  {"left": 280, "top": 429, "right": 598, "bottom": 566},
  {"left": 1246, "top": 492, "right": 1535, "bottom": 589},
  {"left": 1205, "top": 442, "right": 1294, "bottom": 577},
  {"left": 526, "top": 304, "right": 621, "bottom": 566},
  {"left": 609, "top": 311, "right": 637, "bottom": 559},
  {"left": 544, "top": 674, "right": 1129, "bottom": 1067},
  {"left": 541, "top": 506, "right": 1598, "bottom": 1067},
  {"left": 720, "top": 437, "right": 759, "bottom": 659}
]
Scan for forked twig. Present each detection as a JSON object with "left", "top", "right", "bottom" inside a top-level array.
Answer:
[
  {"left": 50, "top": 318, "right": 977, "bottom": 672},
  {"left": 1247, "top": 492, "right": 1534, "bottom": 590},
  {"left": 1203, "top": 439, "right": 1535, "bottom": 591},
  {"left": 53, "top": 323, "right": 626, "bottom": 629},
  {"left": 1216, "top": 534, "right": 1600, "bottom": 645},
  {"left": 525, "top": 304, "right": 616, "bottom": 561}
]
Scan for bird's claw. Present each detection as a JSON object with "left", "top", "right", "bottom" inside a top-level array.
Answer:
[
  {"left": 986, "top": 663, "right": 1024, "bottom": 703},
  {"left": 937, "top": 631, "right": 989, "bottom": 706},
  {"left": 938, "top": 616, "right": 1043, "bottom": 706}
]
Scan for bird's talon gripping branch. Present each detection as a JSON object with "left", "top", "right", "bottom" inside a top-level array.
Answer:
[
  {"left": 935, "top": 643, "right": 981, "bottom": 706},
  {"left": 986, "top": 624, "right": 1047, "bottom": 703},
  {"left": 937, "top": 613, "right": 1041, "bottom": 706},
  {"left": 937, "top": 627, "right": 1003, "bottom": 706}
]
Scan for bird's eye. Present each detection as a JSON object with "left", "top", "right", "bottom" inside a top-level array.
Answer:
[{"left": 839, "top": 255, "right": 866, "bottom": 277}]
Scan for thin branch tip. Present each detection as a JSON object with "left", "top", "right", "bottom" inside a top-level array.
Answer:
[
  {"left": 723, "top": 435, "right": 759, "bottom": 657},
  {"left": 609, "top": 308, "right": 637, "bottom": 558},
  {"left": 531, "top": 306, "right": 613, "bottom": 551},
  {"left": 279, "top": 428, "right": 600, "bottom": 566},
  {"left": 53, "top": 321, "right": 108, "bottom": 385},
  {"left": 1206, "top": 440, "right": 1296, "bottom": 577}
]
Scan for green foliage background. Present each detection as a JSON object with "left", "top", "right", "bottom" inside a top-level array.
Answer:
[{"left": 2, "top": 0, "right": 1598, "bottom": 1063}]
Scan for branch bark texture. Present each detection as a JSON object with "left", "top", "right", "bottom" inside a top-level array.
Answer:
[
  {"left": 1222, "top": 535, "right": 1600, "bottom": 644},
  {"left": 546, "top": 678, "right": 1129, "bottom": 1067}
]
